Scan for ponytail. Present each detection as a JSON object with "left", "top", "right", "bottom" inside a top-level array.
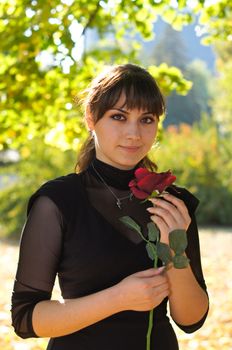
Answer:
[
  {"left": 75, "top": 135, "right": 96, "bottom": 172},
  {"left": 139, "top": 156, "right": 157, "bottom": 172}
]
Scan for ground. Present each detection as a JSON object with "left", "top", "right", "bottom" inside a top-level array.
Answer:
[{"left": 0, "top": 227, "right": 231, "bottom": 350}]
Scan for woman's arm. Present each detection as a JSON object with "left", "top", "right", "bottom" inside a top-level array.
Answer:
[
  {"left": 147, "top": 193, "right": 209, "bottom": 327},
  {"left": 165, "top": 258, "right": 208, "bottom": 326},
  {"left": 12, "top": 196, "right": 169, "bottom": 338},
  {"left": 32, "top": 267, "right": 169, "bottom": 337}
]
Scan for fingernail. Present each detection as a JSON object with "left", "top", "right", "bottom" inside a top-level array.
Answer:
[
  {"left": 146, "top": 207, "right": 153, "bottom": 212},
  {"left": 157, "top": 266, "right": 165, "bottom": 272}
]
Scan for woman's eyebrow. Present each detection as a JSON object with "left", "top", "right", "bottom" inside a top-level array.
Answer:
[
  {"left": 111, "top": 108, "right": 154, "bottom": 115},
  {"left": 111, "top": 108, "right": 129, "bottom": 114}
]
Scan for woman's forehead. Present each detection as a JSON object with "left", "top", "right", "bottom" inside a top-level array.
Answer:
[
  {"left": 110, "top": 91, "right": 151, "bottom": 112},
  {"left": 112, "top": 92, "right": 127, "bottom": 108}
]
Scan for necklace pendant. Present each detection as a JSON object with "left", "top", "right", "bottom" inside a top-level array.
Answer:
[{"left": 116, "top": 199, "right": 122, "bottom": 209}]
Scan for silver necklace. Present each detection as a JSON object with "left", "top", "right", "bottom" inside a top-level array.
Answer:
[{"left": 91, "top": 162, "right": 133, "bottom": 209}]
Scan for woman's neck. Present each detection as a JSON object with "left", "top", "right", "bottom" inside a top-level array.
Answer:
[{"left": 88, "top": 157, "right": 137, "bottom": 190}]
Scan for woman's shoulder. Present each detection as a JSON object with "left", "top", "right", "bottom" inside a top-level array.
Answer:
[
  {"left": 167, "top": 184, "right": 199, "bottom": 214},
  {"left": 27, "top": 173, "right": 85, "bottom": 217},
  {"left": 30, "top": 173, "right": 83, "bottom": 198},
  {"left": 37, "top": 173, "right": 82, "bottom": 191}
]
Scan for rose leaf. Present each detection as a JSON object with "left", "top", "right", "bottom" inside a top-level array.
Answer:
[
  {"left": 147, "top": 222, "right": 159, "bottom": 242},
  {"left": 169, "top": 229, "right": 188, "bottom": 254},
  {"left": 157, "top": 242, "right": 172, "bottom": 266},
  {"left": 146, "top": 242, "right": 157, "bottom": 261},
  {"left": 172, "top": 254, "right": 190, "bottom": 269},
  {"left": 119, "top": 216, "right": 142, "bottom": 234}
]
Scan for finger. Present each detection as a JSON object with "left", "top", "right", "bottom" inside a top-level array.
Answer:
[
  {"left": 134, "top": 267, "right": 165, "bottom": 278},
  {"left": 149, "top": 197, "right": 186, "bottom": 223},
  {"left": 162, "top": 194, "right": 191, "bottom": 228},
  {"left": 148, "top": 197, "right": 183, "bottom": 224},
  {"left": 153, "top": 282, "right": 169, "bottom": 295},
  {"left": 149, "top": 197, "right": 178, "bottom": 213},
  {"left": 152, "top": 284, "right": 170, "bottom": 303},
  {"left": 150, "top": 276, "right": 169, "bottom": 289},
  {"left": 155, "top": 289, "right": 169, "bottom": 304},
  {"left": 147, "top": 206, "right": 179, "bottom": 227},
  {"left": 150, "top": 195, "right": 191, "bottom": 228},
  {"left": 162, "top": 193, "right": 189, "bottom": 216},
  {"left": 150, "top": 214, "right": 169, "bottom": 234}
]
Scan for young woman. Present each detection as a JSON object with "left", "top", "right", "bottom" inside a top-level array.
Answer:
[{"left": 11, "top": 64, "right": 209, "bottom": 349}]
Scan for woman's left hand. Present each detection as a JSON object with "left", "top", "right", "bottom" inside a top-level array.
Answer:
[{"left": 146, "top": 193, "right": 191, "bottom": 245}]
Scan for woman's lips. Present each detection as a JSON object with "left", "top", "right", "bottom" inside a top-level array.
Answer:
[{"left": 119, "top": 146, "right": 141, "bottom": 153}]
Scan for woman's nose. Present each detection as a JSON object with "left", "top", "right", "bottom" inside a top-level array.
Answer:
[{"left": 125, "top": 123, "right": 141, "bottom": 140}]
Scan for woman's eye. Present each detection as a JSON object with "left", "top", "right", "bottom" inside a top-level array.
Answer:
[
  {"left": 141, "top": 116, "right": 155, "bottom": 124},
  {"left": 111, "top": 114, "right": 125, "bottom": 121}
]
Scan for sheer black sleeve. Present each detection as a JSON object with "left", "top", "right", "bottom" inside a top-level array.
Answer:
[
  {"left": 174, "top": 215, "right": 209, "bottom": 333},
  {"left": 11, "top": 196, "right": 63, "bottom": 338},
  {"left": 167, "top": 186, "right": 209, "bottom": 333}
]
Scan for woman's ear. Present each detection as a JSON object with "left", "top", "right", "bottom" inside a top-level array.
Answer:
[{"left": 85, "top": 110, "right": 95, "bottom": 132}]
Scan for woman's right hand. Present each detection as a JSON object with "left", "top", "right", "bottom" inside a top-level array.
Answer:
[{"left": 115, "top": 267, "right": 169, "bottom": 312}]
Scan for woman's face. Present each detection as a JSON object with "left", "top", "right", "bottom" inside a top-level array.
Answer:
[{"left": 87, "top": 93, "right": 158, "bottom": 170}]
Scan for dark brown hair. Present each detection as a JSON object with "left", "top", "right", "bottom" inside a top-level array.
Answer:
[{"left": 76, "top": 64, "right": 165, "bottom": 172}]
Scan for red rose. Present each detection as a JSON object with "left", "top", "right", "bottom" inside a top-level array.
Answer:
[{"left": 129, "top": 168, "right": 176, "bottom": 200}]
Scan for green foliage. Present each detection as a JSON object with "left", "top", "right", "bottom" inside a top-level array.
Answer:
[
  {"left": 156, "top": 241, "right": 172, "bottom": 265},
  {"left": 172, "top": 254, "right": 189, "bottom": 268},
  {"left": 149, "top": 23, "right": 214, "bottom": 126},
  {"left": 120, "top": 215, "right": 188, "bottom": 269},
  {"left": 199, "top": 1, "right": 232, "bottom": 44},
  {"left": 0, "top": 0, "right": 196, "bottom": 154},
  {"left": 146, "top": 241, "right": 157, "bottom": 261},
  {"left": 2, "top": 0, "right": 230, "bottom": 154},
  {"left": 0, "top": 140, "right": 76, "bottom": 239},
  {"left": 153, "top": 118, "right": 232, "bottom": 225},
  {"left": 156, "top": 0, "right": 232, "bottom": 43},
  {"left": 147, "top": 222, "right": 159, "bottom": 241},
  {"left": 212, "top": 41, "right": 232, "bottom": 134},
  {"left": 169, "top": 229, "right": 188, "bottom": 254},
  {"left": 119, "top": 216, "right": 142, "bottom": 234},
  {"left": 169, "top": 230, "right": 189, "bottom": 269},
  {"left": 148, "top": 64, "right": 192, "bottom": 96}
]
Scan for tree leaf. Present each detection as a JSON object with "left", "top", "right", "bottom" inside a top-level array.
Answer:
[
  {"left": 172, "top": 254, "right": 190, "bottom": 269},
  {"left": 169, "top": 229, "right": 188, "bottom": 254},
  {"left": 147, "top": 222, "right": 159, "bottom": 242},
  {"left": 157, "top": 242, "right": 172, "bottom": 265},
  {"left": 146, "top": 242, "right": 157, "bottom": 261},
  {"left": 119, "top": 216, "right": 142, "bottom": 233}
]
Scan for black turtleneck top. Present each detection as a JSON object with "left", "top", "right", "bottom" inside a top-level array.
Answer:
[{"left": 11, "top": 158, "right": 208, "bottom": 349}]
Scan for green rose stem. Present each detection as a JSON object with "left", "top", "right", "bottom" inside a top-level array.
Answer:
[
  {"left": 146, "top": 255, "right": 158, "bottom": 350},
  {"left": 119, "top": 217, "right": 160, "bottom": 350},
  {"left": 119, "top": 216, "right": 189, "bottom": 350}
]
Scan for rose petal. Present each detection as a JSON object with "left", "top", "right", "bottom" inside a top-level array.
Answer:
[
  {"left": 137, "top": 172, "right": 176, "bottom": 194},
  {"left": 130, "top": 186, "right": 150, "bottom": 199},
  {"left": 128, "top": 179, "right": 137, "bottom": 188},
  {"left": 137, "top": 173, "right": 161, "bottom": 193},
  {"left": 155, "top": 174, "right": 176, "bottom": 193},
  {"left": 134, "top": 168, "right": 150, "bottom": 181},
  {"left": 129, "top": 169, "right": 176, "bottom": 200}
]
